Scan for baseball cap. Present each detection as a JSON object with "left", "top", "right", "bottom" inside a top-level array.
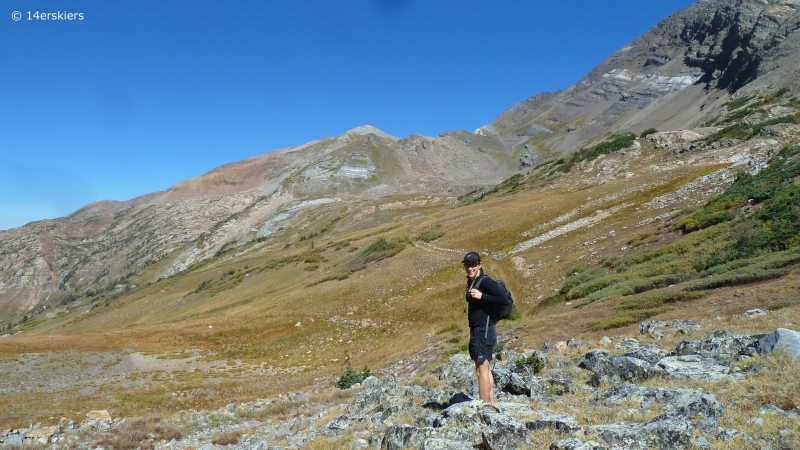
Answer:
[{"left": 462, "top": 252, "right": 481, "bottom": 264}]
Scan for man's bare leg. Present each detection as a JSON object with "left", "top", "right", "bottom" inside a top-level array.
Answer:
[{"left": 475, "top": 359, "right": 495, "bottom": 403}]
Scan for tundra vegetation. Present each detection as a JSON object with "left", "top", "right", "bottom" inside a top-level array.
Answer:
[{"left": 1, "top": 85, "right": 800, "bottom": 448}]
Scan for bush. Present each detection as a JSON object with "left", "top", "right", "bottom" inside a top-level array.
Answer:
[
  {"left": 640, "top": 128, "right": 658, "bottom": 138},
  {"left": 518, "top": 353, "right": 546, "bottom": 374},
  {"left": 212, "top": 431, "right": 241, "bottom": 446},
  {"left": 588, "top": 307, "right": 671, "bottom": 331},
  {"left": 415, "top": 229, "right": 445, "bottom": 242},
  {"left": 701, "top": 115, "right": 797, "bottom": 145},
  {"left": 725, "top": 96, "right": 753, "bottom": 110},
  {"left": 362, "top": 236, "right": 410, "bottom": 261},
  {"left": 336, "top": 351, "right": 375, "bottom": 389},
  {"left": 551, "top": 133, "right": 637, "bottom": 173},
  {"left": 508, "top": 303, "right": 522, "bottom": 321}
]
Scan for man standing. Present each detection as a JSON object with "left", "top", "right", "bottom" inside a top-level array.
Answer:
[{"left": 463, "top": 251, "right": 510, "bottom": 403}]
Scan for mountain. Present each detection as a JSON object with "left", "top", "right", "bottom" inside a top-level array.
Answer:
[
  {"left": 478, "top": 0, "right": 800, "bottom": 154},
  {"left": 3, "top": 0, "right": 800, "bottom": 431},
  {"left": 2, "top": 0, "right": 799, "bottom": 318},
  {"left": 0, "top": 126, "right": 512, "bottom": 317}
]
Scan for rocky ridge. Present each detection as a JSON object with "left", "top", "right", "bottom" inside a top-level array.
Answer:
[
  {"left": 4, "top": 323, "right": 799, "bottom": 449},
  {"left": 478, "top": 0, "right": 800, "bottom": 154},
  {"left": 0, "top": 127, "right": 514, "bottom": 317}
]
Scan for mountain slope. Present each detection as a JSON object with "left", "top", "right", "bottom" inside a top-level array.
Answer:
[
  {"left": 0, "top": 127, "right": 514, "bottom": 317},
  {"left": 477, "top": 0, "right": 800, "bottom": 155},
  {"left": 2, "top": 0, "right": 800, "bottom": 429}
]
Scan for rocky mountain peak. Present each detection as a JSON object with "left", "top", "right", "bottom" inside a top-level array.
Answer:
[
  {"left": 342, "top": 125, "right": 399, "bottom": 141},
  {"left": 478, "top": 0, "right": 800, "bottom": 154}
]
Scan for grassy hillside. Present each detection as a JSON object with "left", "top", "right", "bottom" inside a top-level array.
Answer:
[{"left": 2, "top": 125, "right": 800, "bottom": 428}]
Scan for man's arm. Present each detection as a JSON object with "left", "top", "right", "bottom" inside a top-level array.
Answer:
[{"left": 473, "top": 277, "right": 510, "bottom": 305}]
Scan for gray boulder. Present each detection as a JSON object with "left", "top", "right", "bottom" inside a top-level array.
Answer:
[
  {"left": 546, "top": 376, "right": 576, "bottom": 395},
  {"left": 640, "top": 320, "right": 700, "bottom": 336},
  {"left": 656, "top": 355, "right": 736, "bottom": 382},
  {"left": 614, "top": 338, "right": 671, "bottom": 364},
  {"left": 757, "top": 328, "right": 800, "bottom": 358},
  {"left": 588, "top": 417, "right": 693, "bottom": 450},
  {"left": 436, "top": 354, "right": 475, "bottom": 391},
  {"left": 580, "top": 352, "right": 663, "bottom": 387},
  {"left": 716, "top": 428, "right": 754, "bottom": 442},
  {"left": 492, "top": 364, "right": 547, "bottom": 397},
  {"left": 421, "top": 438, "right": 471, "bottom": 450},
  {"left": 759, "top": 404, "right": 800, "bottom": 419},
  {"left": 480, "top": 411, "right": 529, "bottom": 450},
  {"left": 349, "top": 375, "right": 402, "bottom": 415},
  {"left": 441, "top": 400, "right": 484, "bottom": 424},
  {"left": 527, "top": 414, "right": 583, "bottom": 433},
  {"left": 549, "top": 438, "right": 586, "bottom": 450},
  {"left": 579, "top": 350, "right": 612, "bottom": 372},
  {"left": 4, "top": 435, "right": 23, "bottom": 446},
  {"left": 382, "top": 425, "right": 476, "bottom": 450},
  {"left": 675, "top": 332, "right": 757, "bottom": 361},
  {"left": 592, "top": 383, "right": 724, "bottom": 422}
]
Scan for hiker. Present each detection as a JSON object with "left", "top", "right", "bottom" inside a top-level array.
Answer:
[{"left": 463, "top": 251, "right": 511, "bottom": 403}]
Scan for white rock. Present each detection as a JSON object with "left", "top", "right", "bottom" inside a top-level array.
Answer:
[
  {"left": 738, "top": 309, "right": 768, "bottom": 318},
  {"left": 757, "top": 328, "right": 800, "bottom": 357}
]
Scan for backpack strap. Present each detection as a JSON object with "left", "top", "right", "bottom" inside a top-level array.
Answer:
[{"left": 472, "top": 273, "right": 486, "bottom": 290}]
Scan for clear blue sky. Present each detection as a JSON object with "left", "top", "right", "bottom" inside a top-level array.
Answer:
[{"left": 1, "top": 0, "right": 697, "bottom": 231}]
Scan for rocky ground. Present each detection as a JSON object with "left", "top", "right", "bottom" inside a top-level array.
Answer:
[{"left": 3, "top": 315, "right": 799, "bottom": 450}]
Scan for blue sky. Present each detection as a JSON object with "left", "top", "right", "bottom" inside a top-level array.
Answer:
[{"left": 1, "top": 0, "right": 696, "bottom": 231}]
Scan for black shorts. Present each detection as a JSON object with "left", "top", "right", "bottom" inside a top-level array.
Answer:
[{"left": 469, "top": 325, "right": 496, "bottom": 363}]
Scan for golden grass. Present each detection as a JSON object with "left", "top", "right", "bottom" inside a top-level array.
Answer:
[{"left": 3, "top": 144, "right": 800, "bottom": 435}]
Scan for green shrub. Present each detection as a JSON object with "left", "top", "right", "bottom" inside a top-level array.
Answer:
[
  {"left": 336, "top": 351, "right": 374, "bottom": 389},
  {"left": 436, "top": 323, "right": 461, "bottom": 335},
  {"left": 588, "top": 307, "right": 671, "bottom": 331},
  {"left": 683, "top": 268, "right": 788, "bottom": 291},
  {"left": 518, "top": 352, "right": 546, "bottom": 374},
  {"left": 552, "top": 133, "right": 637, "bottom": 173},
  {"left": 360, "top": 236, "right": 410, "bottom": 263},
  {"left": 640, "top": 128, "right": 658, "bottom": 138},
  {"left": 415, "top": 229, "right": 445, "bottom": 242},
  {"left": 554, "top": 145, "right": 800, "bottom": 307},
  {"left": 725, "top": 96, "right": 753, "bottom": 110},
  {"left": 508, "top": 303, "right": 522, "bottom": 321},
  {"left": 702, "top": 115, "right": 797, "bottom": 145},
  {"left": 535, "top": 294, "right": 566, "bottom": 310},
  {"left": 620, "top": 291, "right": 706, "bottom": 310},
  {"left": 769, "top": 301, "right": 794, "bottom": 311}
]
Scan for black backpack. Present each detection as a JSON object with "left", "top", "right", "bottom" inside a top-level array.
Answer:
[
  {"left": 491, "top": 280, "right": 515, "bottom": 322},
  {"left": 476, "top": 275, "right": 515, "bottom": 322}
]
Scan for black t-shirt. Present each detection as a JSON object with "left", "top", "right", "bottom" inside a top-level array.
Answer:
[{"left": 465, "top": 272, "right": 510, "bottom": 329}]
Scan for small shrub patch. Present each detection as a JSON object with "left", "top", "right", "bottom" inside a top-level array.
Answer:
[
  {"left": 415, "top": 229, "right": 445, "bottom": 242},
  {"left": 518, "top": 352, "right": 546, "bottom": 374},
  {"left": 551, "top": 133, "right": 637, "bottom": 174}
]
